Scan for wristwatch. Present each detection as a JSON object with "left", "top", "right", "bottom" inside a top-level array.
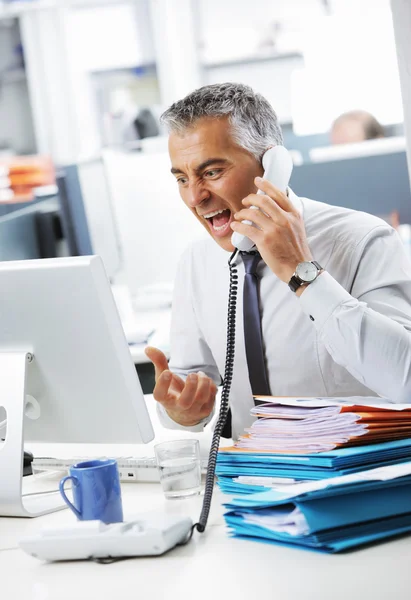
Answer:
[{"left": 288, "top": 261, "right": 323, "bottom": 293}]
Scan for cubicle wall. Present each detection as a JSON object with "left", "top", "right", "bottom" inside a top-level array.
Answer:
[
  {"left": 290, "top": 150, "right": 411, "bottom": 224},
  {"left": 102, "top": 149, "right": 207, "bottom": 295}
]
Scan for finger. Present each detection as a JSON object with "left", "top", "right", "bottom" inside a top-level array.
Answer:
[
  {"left": 152, "top": 369, "right": 173, "bottom": 404},
  {"left": 178, "top": 372, "right": 211, "bottom": 411},
  {"left": 191, "top": 374, "right": 212, "bottom": 407},
  {"left": 176, "top": 373, "right": 200, "bottom": 410},
  {"left": 242, "top": 193, "right": 284, "bottom": 221},
  {"left": 198, "top": 380, "right": 217, "bottom": 416},
  {"left": 145, "top": 346, "right": 169, "bottom": 381},
  {"left": 234, "top": 207, "right": 271, "bottom": 229},
  {"left": 254, "top": 177, "right": 295, "bottom": 212},
  {"left": 169, "top": 371, "right": 186, "bottom": 393},
  {"left": 230, "top": 220, "right": 262, "bottom": 245},
  {"left": 188, "top": 377, "right": 215, "bottom": 421}
]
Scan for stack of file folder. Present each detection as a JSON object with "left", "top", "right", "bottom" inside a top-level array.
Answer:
[
  {"left": 217, "top": 438, "right": 411, "bottom": 494},
  {"left": 223, "top": 462, "right": 411, "bottom": 552},
  {"left": 242, "top": 396, "right": 411, "bottom": 452},
  {"left": 217, "top": 397, "right": 411, "bottom": 551}
]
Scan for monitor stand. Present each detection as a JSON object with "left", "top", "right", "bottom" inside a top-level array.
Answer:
[{"left": 0, "top": 351, "right": 66, "bottom": 517}]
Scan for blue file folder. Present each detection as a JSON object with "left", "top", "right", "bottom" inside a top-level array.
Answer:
[
  {"left": 217, "top": 438, "right": 411, "bottom": 481},
  {"left": 223, "top": 472, "right": 411, "bottom": 552},
  {"left": 226, "top": 513, "right": 411, "bottom": 553}
]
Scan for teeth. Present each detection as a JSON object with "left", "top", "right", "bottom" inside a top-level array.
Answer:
[
  {"left": 203, "top": 208, "right": 227, "bottom": 219},
  {"left": 213, "top": 222, "right": 228, "bottom": 231}
]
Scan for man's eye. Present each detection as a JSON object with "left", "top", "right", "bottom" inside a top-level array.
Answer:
[
  {"left": 176, "top": 177, "right": 188, "bottom": 185},
  {"left": 204, "top": 169, "right": 221, "bottom": 178}
]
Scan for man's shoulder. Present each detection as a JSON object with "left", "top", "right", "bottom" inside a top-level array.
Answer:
[{"left": 302, "top": 197, "right": 392, "bottom": 245}]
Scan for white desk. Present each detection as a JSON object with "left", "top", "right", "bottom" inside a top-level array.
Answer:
[{"left": 1, "top": 478, "right": 411, "bottom": 600}]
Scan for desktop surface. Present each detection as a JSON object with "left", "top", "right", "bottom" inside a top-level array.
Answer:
[
  {"left": 1, "top": 395, "right": 410, "bottom": 599},
  {"left": 1, "top": 477, "right": 411, "bottom": 600}
]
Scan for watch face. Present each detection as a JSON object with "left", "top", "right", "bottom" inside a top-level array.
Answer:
[{"left": 296, "top": 261, "right": 318, "bottom": 282}]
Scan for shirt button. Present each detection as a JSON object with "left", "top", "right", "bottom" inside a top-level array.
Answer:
[{"left": 309, "top": 315, "right": 315, "bottom": 321}]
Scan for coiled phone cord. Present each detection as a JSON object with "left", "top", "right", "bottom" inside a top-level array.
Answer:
[
  {"left": 94, "top": 250, "right": 239, "bottom": 562},
  {"left": 192, "top": 248, "right": 239, "bottom": 534}
]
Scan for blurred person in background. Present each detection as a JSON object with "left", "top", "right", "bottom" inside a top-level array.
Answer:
[{"left": 330, "top": 110, "right": 385, "bottom": 145}]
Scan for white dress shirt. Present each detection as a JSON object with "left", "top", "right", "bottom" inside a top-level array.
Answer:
[{"left": 158, "top": 192, "right": 411, "bottom": 439}]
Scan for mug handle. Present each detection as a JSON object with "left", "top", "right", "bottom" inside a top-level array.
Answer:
[{"left": 59, "top": 475, "right": 82, "bottom": 519}]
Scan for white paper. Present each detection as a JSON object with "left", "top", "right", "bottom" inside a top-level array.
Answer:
[
  {"left": 243, "top": 397, "right": 411, "bottom": 453},
  {"left": 241, "top": 506, "right": 310, "bottom": 536},
  {"left": 265, "top": 461, "right": 411, "bottom": 499},
  {"left": 234, "top": 476, "right": 299, "bottom": 486},
  {"left": 253, "top": 396, "right": 411, "bottom": 410}
]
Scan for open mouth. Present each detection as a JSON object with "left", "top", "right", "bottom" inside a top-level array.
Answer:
[{"left": 202, "top": 208, "right": 233, "bottom": 237}]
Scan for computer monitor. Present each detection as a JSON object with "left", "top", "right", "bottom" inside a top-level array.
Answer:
[
  {"left": 0, "top": 207, "right": 42, "bottom": 261},
  {"left": 56, "top": 158, "right": 122, "bottom": 281},
  {"left": 0, "top": 255, "right": 154, "bottom": 518},
  {"left": 0, "top": 198, "right": 64, "bottom": 262}
]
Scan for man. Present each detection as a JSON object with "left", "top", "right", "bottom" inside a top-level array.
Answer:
[
  {"left": 145, "top": 83, "right": 411, "bottom": 440},
  {"left": 330, "top": 110, "right": 385, "bottom": 145}
]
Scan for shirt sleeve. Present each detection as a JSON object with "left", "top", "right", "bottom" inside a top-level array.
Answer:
[
  {"left": 156, "top": 244, "right": 220, "bottom": 431},
  {"left": 156, "top": 402, "right": 215, "bottom": 432},
  {"left": 299, "top": 225, "right": 411, "bottom": 403}
]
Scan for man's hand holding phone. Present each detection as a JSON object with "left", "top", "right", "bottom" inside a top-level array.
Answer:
[{"left": 145, "top": 346, "right": 217, "bottom": 426}]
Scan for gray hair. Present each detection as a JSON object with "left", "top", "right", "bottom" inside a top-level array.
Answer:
[{"left": 160, "top": 82, "right": 283, "bottom": 161}]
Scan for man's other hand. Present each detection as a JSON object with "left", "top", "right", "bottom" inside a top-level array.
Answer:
[{"left": 144, "top": 346, "right": 217, "bottom": 427}]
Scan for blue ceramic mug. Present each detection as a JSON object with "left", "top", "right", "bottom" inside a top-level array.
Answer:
[{"left": 59, "top": 459, "right": 123, "bottom": 524}]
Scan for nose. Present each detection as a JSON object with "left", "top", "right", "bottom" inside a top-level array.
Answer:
[{"left": 186, "top": 181, "right": 210, "bottom": 208}]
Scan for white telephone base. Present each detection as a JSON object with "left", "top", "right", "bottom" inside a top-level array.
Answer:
[{"left": 19, "top": 513, "right": 193, "bottom": 562}]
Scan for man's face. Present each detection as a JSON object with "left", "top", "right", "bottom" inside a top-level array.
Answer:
[{"left": 168, "top": 117, "right": 263, "bottom": 251}]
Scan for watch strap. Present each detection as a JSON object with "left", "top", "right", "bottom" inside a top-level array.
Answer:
[{"left": 288, "top": 274, "right": 302, "bottom": 293}]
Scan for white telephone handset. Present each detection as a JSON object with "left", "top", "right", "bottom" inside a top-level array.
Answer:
[{"left": 231, "top": 146, "right": 293, "bottom": 252}]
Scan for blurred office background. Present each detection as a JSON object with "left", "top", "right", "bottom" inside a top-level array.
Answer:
[{"left": 0, "top": 0, "right": 410, "bottom": 376}]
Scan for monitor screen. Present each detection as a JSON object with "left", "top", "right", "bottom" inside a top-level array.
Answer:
[{"left": 56, "top": 158, "right": 122, "bottom": 280}]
